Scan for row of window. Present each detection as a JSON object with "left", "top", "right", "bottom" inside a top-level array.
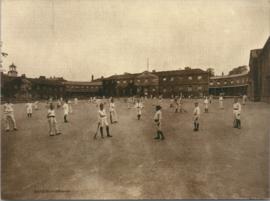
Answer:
[
  {"left": 112, "top": 76, "right": 204, "bottom": 84},
  {"left": 66, "top": 85, "right": 100, "bottom": 89},
  {"left": 30, "top": 85, "right": 100, "bottom": 90},
  {"left": 162, "top": 75, "right": 203, "bottom": 82},
  {"left": 160, "top": 86, "right": 204, "bottom": 92},
  {"left": 210, "top": 78, "right": 248, "bottom": 86}
]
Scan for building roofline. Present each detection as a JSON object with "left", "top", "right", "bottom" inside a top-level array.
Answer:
[{"left": 210, "top": 72, "right": 248, "bottom": 79}]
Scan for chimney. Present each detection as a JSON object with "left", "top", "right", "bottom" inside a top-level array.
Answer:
[
  {"left": 222, "top": 72, "right": 224, "bottom": 76},
  {"left": 91, "top": 74, "right": 94, "bottom": 81}
]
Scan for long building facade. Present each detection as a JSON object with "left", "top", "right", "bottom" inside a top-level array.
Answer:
[
  {"left": 2, "top": 35, "right": 269, "bottom": 102},
  {"left": 249, "top": 37, "right": 270, "bottom": 103},
  {"left": 209, "top": 72, "right": 249, "bottom": 97},
  {"left": 102, "top": 68, "right": 209, "bottom": 98},
  {"left": 0, "top": 66, "right": 252, "bottom": 100}
]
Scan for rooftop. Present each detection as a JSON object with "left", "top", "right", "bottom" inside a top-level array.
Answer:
[{"left": 210, "top": 71, "right": 249, "bottom": 80}]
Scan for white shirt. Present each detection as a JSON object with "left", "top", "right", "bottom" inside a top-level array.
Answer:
[
  {"left": 26, "top": 103, "right": 32, "bottom": 109},
  {"left": 48, "top": 109, "right": 55, "bottom": 117},
  {"left": 4, "top": 103, "right": 14, "bottom": 114},
  {"left": 109, "top": 103, "right": 115, "bottom": 112},
  {"left": 154, "top": 110, "right": 162, "bottom": 122},
  {"left": 26, "top": 103, "right": 33, "bottom": 113},
  {"left": 98, "top": 109, "right": 107, "bottom": 119},
  {"left": 193, "top": 106, "right": 201, "bottom": 117},
  {"left": 63, "top": 103, "right": 69, "bottom": 114},
  {"left": 204, "top": 99, "right": 209, "bottom": 104},
  {"left": 135, "top": 102, "right": 143, "bottom": 109},
  {"left": 233, "top": 102, "right": 241, "bottom": 112},
  {"left": 219, "top": 97, "right": 223, "bottom": 101}
]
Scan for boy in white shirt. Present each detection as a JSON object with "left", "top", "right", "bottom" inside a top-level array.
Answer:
[
  {"left": 109, "top": 98, "right": 118, "bottom": 123},
  {"left": 47, "top": 103, "right": 61, "bottom": 136},
  {"left": 74, "top": 97, "right": 78, "bottom": 105},
  {"left": 154, "top": 105, "right": 165, "bottom": 140},
  {"left": 68, "top": 100, "right": 73, "bottom": 114},
  {"left": 26, "top": 102, "right": 33, "bottom": 117},
  {"left": 193, "top": 102, "right": 201, "bottom": 131},
  {"left": 95, "top": 103, "right": 112, "bottom": 139},
  {"left": 135, "top": 99, "right": 143, "bottom": 120},
  {"left": 233, "top": 97, "right": 242, "bottom": 129},
  {"left": 204, "top": 97, "right": 209, "bottom": 113},
  {"left": 4, "top": 100, "right": 18, "bottom": 132},
  {"left": 242, "top": 94, "right": 247, "bottom": 105},
  {"left": 63, "top": 100, "right": 69, "bottom": 123},
  {"left": 219, "top": 95, "right": 224, "bottom": 109},
  {"left": 34, "top": 101, "right": 39, "bottom": 110}
]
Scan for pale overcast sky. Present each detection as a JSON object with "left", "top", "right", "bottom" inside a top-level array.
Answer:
[{"left": 1, "top": 0, "right": 270, "bottom": 81}]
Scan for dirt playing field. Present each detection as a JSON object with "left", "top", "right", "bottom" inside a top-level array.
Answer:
[{"left": 1, "top": 98, "right": 269, "bottom": 199}]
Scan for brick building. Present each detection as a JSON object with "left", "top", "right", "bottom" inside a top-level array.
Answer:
[
  {"left": 209, "top": 72, "right": 249, "bottom": 97},
  {"left": 249, "top": 37, "right": 270, "bottom": 103},
  {"left": 102, "top": 68, "right": 209, "bottom": 98},
  {"left": 103, "top": 73, "right": 138, "bottom": 97},
  {"left": 64, "top": 80, "right": 103, "bottom": 98},
  {"left": 134, "top": 71, "right": 159, "bottom": 97},
  {"left": 29, "top": 76, "right": 66, "bottom": 99},
  {"left": 155, "top": 68, "right": 209, "bottom": 98}
]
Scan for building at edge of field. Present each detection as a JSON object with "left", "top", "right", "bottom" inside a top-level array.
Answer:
[
  {"left": 209, "top": 72, "right": 249, "bottom": 97},
  {"left": 249, "top": 37, "right": 270, "bottom": 103},
  {"left": 102, "top": 68, "right": 209, "bottom": 98},
  {"left": 63, "top": 79, "right": 103, "bottom": 98}
]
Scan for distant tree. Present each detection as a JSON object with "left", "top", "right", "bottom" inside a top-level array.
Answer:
[
  {"left": 206, "top": 68, "right": 215, "bottom": 76},
  {"left": 228, "top": 66, "right": 248, "bottom": 75},
  {"left": 184, "top": 66, "right": 191, "bottom": 70}
]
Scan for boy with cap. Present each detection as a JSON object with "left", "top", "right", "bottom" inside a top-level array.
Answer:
[
  {"left": 153, "top": 105, "right": 165, "bottom": 140},
  {"left": 193, "top": 102, "right": 201, "bottom": 131},
  {"left": 233, "top": 97, "right": 242, "bottom": 129},
  {"left": 47, "top": 103, "right": 61, "bottom": 136},
  {"left": 96, "top": 103, "right": 112, "bottom": 138},
  {"left": 3, "top": 100, "right": 18, "bottom": 132}
]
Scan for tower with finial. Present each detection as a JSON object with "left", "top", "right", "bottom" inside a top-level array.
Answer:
[{"left": 8, "top": 63, "right": 18, "bottom": 77}]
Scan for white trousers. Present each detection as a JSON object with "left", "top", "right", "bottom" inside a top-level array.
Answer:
[
  {"left": 5, "top": 114, "right": 17, "bottom": 130},
  {"left": 48, "top": 117, "right": 59, "bottom": 135}
]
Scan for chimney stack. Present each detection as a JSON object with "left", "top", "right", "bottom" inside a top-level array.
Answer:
[{"left": 91, "top": 74, "right": 94, "bottom": 81}]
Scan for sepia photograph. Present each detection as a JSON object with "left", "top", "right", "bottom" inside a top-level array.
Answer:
[{"left": 1, "top": 0, "right": 270, "bottom": 199}]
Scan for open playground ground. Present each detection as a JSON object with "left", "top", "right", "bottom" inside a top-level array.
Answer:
[{"left": 1, "top": 98, "right": 269, "bottom": 199}]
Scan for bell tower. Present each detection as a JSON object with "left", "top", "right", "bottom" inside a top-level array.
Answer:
[{"left": 8, "top": 63, "right": 18, "bottom": 77}]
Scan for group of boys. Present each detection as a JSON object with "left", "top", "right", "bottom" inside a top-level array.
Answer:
[{"left": 3, "top": 94, "right": 245, "bottom": 139}]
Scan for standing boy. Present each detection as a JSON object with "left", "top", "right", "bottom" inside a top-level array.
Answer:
[
  {"left": 26, "top": 101, "right": 33, "bottom": 117},
  {"left": 57, "top": 99, "right": 61, "bottom": 109},
  {"left": 135, "top": 99, "right": 143, "bottom": 120},
  {"left": 109, "top": 98, "right": 118, "bottom": 123},
  {"left": 170, "top": 95, "right": 174, "bottom": 108},
  {"left": 34, "top": 101, "right": 39, "bottom": 110},
  {"left": 74, "top": 97, "right": 78, "bottom": 105},
  {"left": 204, "top": 97, "right": 209, "bottom": 113},
  {"left": 242, "top": 94, "right": 247, "bottom": 105},
  {"left": 3, "top": 100, "right": 18, "bottom": 132},
  {"left": 233, "top": 97, "right": 242, "bottom": 129},
  {"left": 63, "top": 100, "right": 69, "bottom": 123},
  {"left": 153, "top": 105, "right": 165, "bottom": 140},
  {"left": 68, "top": 99, "right": 73, "bottom": 114},
  {"left": 193, "top": 102, "right": 201, "bottom": 131},
  {"left": 96, "top": 103, "right": 112, "bottom": 138},
  {"left": 47, "top": 103, "right": 61, "bottom": 136},
  {"left": 127, "top": 97, "right": 132, "bottom": 109},
  {"left": 219, "top": 95, "right": 224, "bottom": 109}
]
